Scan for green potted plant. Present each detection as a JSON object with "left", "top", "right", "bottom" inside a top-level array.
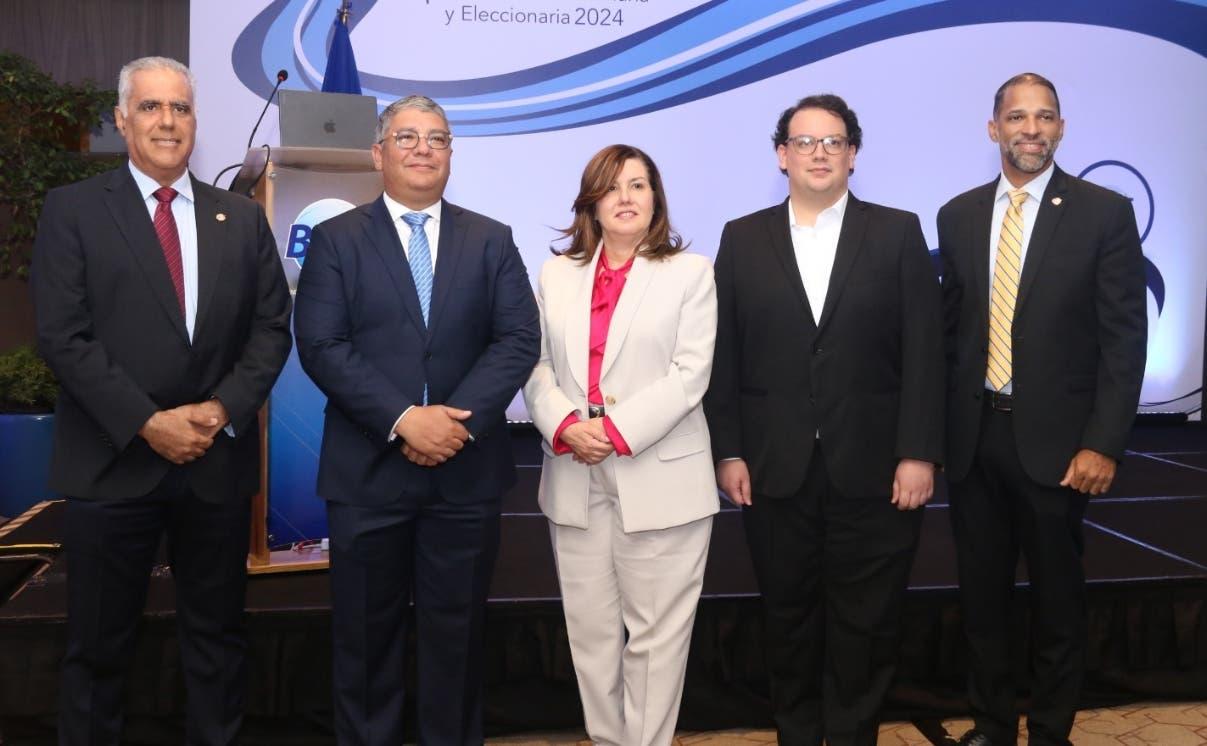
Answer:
[
  {"left": 0, "top": 345, "right": 59, "bottom": 518},
  {"left": 0, "top": 54, "right": 115, "bottom": 518},
  {"left": 0, "top": 51, "right": 118, "bottom": 279}
]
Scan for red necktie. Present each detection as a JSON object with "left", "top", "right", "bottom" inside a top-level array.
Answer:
[{"left": 152, "top": 187, "right": 185, "bottom": 316}]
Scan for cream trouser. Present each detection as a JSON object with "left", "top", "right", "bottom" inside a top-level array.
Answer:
[{"left": 549, "top": 457, "right": 714, "bottom": 746}]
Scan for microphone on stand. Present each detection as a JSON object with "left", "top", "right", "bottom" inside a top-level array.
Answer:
[
  {"left": 214, "top": 70, "right": 290, "bottom": 191},
  {"left": 248, "top": 69, "right": 289, "bottom": 151}
]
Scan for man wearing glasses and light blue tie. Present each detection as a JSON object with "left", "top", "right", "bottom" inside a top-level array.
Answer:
[{"left": 293, "top": 95, "right": 539, "bottom": 746}]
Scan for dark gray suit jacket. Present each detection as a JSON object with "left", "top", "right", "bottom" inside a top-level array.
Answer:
[
  {"left": 938, "top": 165, "right": 1147, "bottom": 484},
  {"left": 32, "top": 165, "right": 292, "bottom": 501}
]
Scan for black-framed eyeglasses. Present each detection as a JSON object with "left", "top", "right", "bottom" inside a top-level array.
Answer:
[
  {"left": 784, "top": 134, "right": 849, "bottom": 155},
  {"left": 380, "top": 130, "right": 453, "bottom": 150}
]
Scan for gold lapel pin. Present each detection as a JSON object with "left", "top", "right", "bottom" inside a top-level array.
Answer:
[
  {"left": 1051, "top": 197, "right": 1063, "bottom": 206},
  {"left": 216, "top": 212, "right": 227, "bottom": 222}
]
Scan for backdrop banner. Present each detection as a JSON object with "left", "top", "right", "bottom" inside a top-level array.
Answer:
[{"left": 189, "top": 0, "right": 1207, "bottom": 541}]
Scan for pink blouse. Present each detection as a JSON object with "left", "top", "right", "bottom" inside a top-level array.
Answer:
[{"left": 551, "top": 252, "right": 633, "bottom": 456}]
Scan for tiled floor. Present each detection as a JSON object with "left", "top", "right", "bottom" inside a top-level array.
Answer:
[{"left": 484, "top": 701, "right": 1207, "bottom": 744}]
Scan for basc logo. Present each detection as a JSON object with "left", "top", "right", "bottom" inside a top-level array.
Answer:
[{"left": 285, "top": 199, "right": 356, "bottom": 268}]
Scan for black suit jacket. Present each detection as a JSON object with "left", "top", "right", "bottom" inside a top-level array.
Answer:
[
  {"left": 293, "top": 197, "right": 540, "bottom": 507},
  {"left": 705, "top": 194, "right": 945, "bottom": 500},
  {"left": 938, "top": 166, "right": 1147, "bottom": 485},
  {"left": 31, "top": 166, "right": 292, "bottom": 501}
]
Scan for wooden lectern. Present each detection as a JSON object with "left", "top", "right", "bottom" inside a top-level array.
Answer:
[{"left": 234, "top": 146, "right": 383, "bottom": 574}]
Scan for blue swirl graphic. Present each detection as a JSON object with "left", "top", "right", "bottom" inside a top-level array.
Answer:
[
  {"left": 1079, "top": 160, "right": 1165, "bottom": 315},
  {"left": 233, "top": 0, "right": 1207, "bottom": 136}
]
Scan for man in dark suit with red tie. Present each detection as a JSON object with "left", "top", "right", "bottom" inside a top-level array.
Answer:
[
  {"left": 938, "top": 73, "right": 1147, "bottom": 746},
  {"left": 31, "top": 57, "right": 292, "bottom": 745},
  {"left": 704, "top": 94, "right": 945, "bottom": 745},
  {"left": 293, "top": 95, "right": 540, "bottom": 746}
]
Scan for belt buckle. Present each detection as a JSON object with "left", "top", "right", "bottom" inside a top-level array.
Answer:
[
  {"left": 588, "top": 404, "right": 606, "bottom": 419},
  {"left": 990, "top": 390, "right": 1013, "bottom": 412}
]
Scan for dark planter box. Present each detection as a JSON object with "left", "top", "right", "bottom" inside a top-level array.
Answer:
[{"left": 0, "top": 412, "right": 56, "bottom": 519}]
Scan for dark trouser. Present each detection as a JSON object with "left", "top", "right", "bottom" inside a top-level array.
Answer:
[
  {"left": 326, "top": 495, "right": 499, "bottom": 746},
  {"left": 949, "top": 401, "right": 1089, "bottom": 746},
  {"left": 743, "top": 441, "right": 923, "bottom": 746},
  {"left": 59, "top": 471, "right": 251, "bottom": 746}
]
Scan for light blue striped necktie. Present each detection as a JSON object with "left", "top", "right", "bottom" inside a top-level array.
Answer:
[
  {"left": 402, "top": 212, "right": 433, "bottom": 324},
  {"left": 402, "top": 211, "right": 433, "bottom": 404}
]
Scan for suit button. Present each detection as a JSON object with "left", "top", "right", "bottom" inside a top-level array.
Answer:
[
  {"left": 973, "top": 391, "right": 981, "bottom": 400},
  {"left": 605, "top": 395, "right": 616, "bottom": 406},
  {"left": 814, "top": 346, "right": 824, "bottom": 355},
  {"left": 425, "top": 352, "right": 433, "bottom": 360}
]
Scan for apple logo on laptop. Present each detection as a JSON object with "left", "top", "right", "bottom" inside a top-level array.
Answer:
[{"left": 323, "top": 120, "right": 336, "bottom": 134}]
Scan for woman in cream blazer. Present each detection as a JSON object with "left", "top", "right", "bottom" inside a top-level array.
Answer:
[{"left": 523, "top": 144, "right": 718, "bottom": 746}]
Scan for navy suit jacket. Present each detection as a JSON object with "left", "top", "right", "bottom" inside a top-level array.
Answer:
[{"left": 294, "top": 196, "right": 540, "bottom": 506}]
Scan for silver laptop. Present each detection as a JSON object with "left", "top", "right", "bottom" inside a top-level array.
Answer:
[{"left": 278, "top": 90, "right": 378, "bottom": 149}]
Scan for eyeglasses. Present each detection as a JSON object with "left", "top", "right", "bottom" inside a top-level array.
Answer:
[
  {"left": 381, "top": 130, "right": 452, "bottom": 150},
  {"left": 784, "top": 134, "right": 849, "bottom": 156}
]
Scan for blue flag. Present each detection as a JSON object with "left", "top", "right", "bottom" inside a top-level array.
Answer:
[{"left": 321, "top": 5, "right": 361, "bottom": 94}]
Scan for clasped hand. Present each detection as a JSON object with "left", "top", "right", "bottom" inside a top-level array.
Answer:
[
  {"left": 139, "top": 400, "right": 229, "bottom": 465},
  {"left": 395, "top": 405, "right": 472, "bottom": 467},
  {"left": 562, "top": 418, "right": 614, "bottom": 465}
]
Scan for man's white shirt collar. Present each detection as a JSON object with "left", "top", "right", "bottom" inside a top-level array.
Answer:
[
  {"left": 995, "top": 161, "right": 1055, "bottom": 206},
  {"left": 383, "top": 193, "right": 441, "bottom": 225},
  {"left": 128, "top": 162, "right": 193, "bottom": 204},
  {"left": 789, "top": 190, "right": 849, "bottom": 231}
]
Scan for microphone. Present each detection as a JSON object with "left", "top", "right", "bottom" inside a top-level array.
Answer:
[
  {"left": 246, "top": 69, "right": 289, "bottom": 151},
  {"left": 217, "top": 70, "right": 289, "bottom": 191}
]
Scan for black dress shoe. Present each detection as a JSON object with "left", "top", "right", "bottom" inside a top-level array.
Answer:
[{"left": 957, "top": 731, "right": 995, "bottom": 746}]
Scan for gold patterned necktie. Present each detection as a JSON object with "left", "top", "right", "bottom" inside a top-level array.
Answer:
[{"left": 987, "top": 188, "right": 1028, "bottom": 391}]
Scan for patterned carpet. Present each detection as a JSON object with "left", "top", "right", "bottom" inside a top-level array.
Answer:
[{"left": 485, "top": 701, "right": 1207, "bottom": 744}]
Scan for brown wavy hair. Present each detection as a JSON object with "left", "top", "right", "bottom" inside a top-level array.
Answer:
[{"left": 555, "top": 144, "right": 685, "bottom": 263}]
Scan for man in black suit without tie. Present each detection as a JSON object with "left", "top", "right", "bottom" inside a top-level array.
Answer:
[
  {"left": 704, "top": 94, "right": 945, "bottom": 746},
  {"left": 938, "top": 72, "right": 1147, "bottom": 746}
]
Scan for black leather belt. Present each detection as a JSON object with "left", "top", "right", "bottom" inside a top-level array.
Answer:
[
  {"left": 987, "top": 390, "right": 1013, "bottom": 412},
  {"left": 588, "top": 404, "right": 606, "bottom": 419}
]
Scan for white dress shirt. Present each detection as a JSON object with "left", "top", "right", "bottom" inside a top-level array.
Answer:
[
  {"left": 381, "top": 194, "right": 443, "bottom": 441},
  {"left": 128, "top": 162, "right": 198, "bottom": 340},
  {"left": 789, "top": 191, "right": 849, "bottom": 325},
  {"left": 382, "top": 192, "right": 441, "bottom": 269},
  {"left": 985, "top": 162, "right": 1055, "bottom": 393},
  {"left": 129, "top": 163, "right": 236, "bottom": 436}
]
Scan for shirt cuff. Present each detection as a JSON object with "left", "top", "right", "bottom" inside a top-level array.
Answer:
[
  {"left": 551, "top": 411, "right": 580, "bottom": 455},
  {"left": 602, "top": 416, "right": 631, "bottom": 456},
  {"left": 388, "top": 405, "right": 416, "bottom": 443}
]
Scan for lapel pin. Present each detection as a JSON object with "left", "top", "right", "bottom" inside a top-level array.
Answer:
[
  {"left": 1051, "top": 197, "right": 1062, "bottom": 206},
  {"left": 216, "top": 212, "right": 227, "bottom": 222}
]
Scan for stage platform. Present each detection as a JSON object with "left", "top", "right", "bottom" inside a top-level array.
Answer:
[{"left": 1, "top": 422, "right": 1205, "bottom": 744}]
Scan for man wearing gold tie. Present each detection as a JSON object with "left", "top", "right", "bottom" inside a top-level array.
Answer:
[{"left": 937, "top": 73, "right": 1148, "bottom": 746}]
